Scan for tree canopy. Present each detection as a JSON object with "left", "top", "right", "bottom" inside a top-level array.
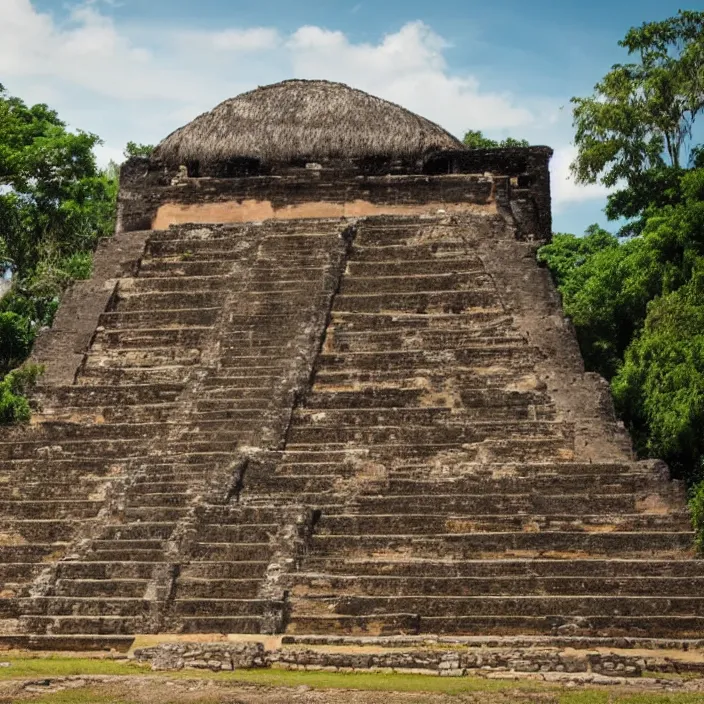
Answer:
[
  {"left": 462, "top": 130, "right": 529, "bottom": 149},
  {"left": 0, "top": 84, "right": 118, "bottom": 396},
  {"left": 570, "top": 10, "right": 704, "bottom": 235},
  {"left": 540, "top": 11, "right": 704, "bottom": 508}
]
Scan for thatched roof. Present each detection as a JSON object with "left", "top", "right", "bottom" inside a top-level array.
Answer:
[{"left": 153, "top": 79, "right": 463, "bottom": 166}]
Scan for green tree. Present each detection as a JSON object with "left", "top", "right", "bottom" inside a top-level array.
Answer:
[
  {"left": 0, "top": 84, "right": 118, "bottom": 415},
  {"left": 571, "top": 10, "right": 704, "bottom": 231},
  {"left": 540, "top": 167, "right": 704, "bottom": 487},
  {"left": 0, "top": 83, "right": 117, "bottom": 279},
  {"left": 612, "top": 272, "right": 704, "bottom": 481},
  {"left": 462, "top": 130, "right": 530, "bottom": 149},
  {"left": 124, "top": 141, "right": 155, "bottom": 159}
]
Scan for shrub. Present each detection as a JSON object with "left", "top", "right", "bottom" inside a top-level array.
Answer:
[
  {"left": 0, "top": 311, "right": 35, "bottom": 374},
  {"left": 0, "top": 363, "right": 43, "bottom": 425},
  {"left": 61, "top": 251, "right": 93, "bottom": 281},
  {"left": 690, "top": 481, "right": 704, "bottom": 552}
]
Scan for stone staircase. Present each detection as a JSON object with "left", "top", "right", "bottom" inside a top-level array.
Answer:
[
  {"left": 238, "top": 216, "right": 701, "bottom": 638},
  {"left": 0, "top": 218, "right": 352, "bottom": 646},
  {"left": 0, "top": 212, "right": 700, "bottom": 649}
]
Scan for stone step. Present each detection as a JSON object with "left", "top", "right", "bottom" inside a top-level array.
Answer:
[
  {"left": 312, "top": 370, "right": 538, "bottom": 390},
  {"left": 0, "top": 544, "right": 65, "bottom": 564},
  {"left": 0, "top": 563, "right": 40, "bottom": 583},
  {"left": 20, "top": 615, "right": 145, "bottom": 635},
  {"left": 173, "top": 578, "right": 262, "bottom": 599},
  {"left": 310, "top": 532, "right": 695, "bottom": 558},
  {"left": 328, "top": 310, "right": 511, "bottom": 332},
  {"left": 86, "top": 549, "right": 166, "bottom": 562},
  {"left": 40, "top": 404, "right": 178, "bottom": 425},
  {"left": 301, "top": 558, "right": 704, "bottom": 578},
  {"left": 89, "top": 540, "right": 165, "bottom": 552},
  {"left": 285, "top": 422, "right": 572, "bottom": 446},
  {"left": 332, "top": 336, "right": 538, "bottom": 356},
  {"left": 316, "top": 348, "right": 539, "bottom": 373},
  {"left": 339, "top": 273, "right": 495, "bottom": 295},
  {"left": 123, "top": 507, "right": 190, "bottom": 522},
  {"left": 37, "top": 384, "right": 183, "bottom": 408},
  {"left": 244, "top": 472, "right": 665, "bottom": 500},
  {"left": 115, "top": 291, "right": 225, "bottom": 312},
  {"left": 290, "top": 574, "right": 704, "bottom": 597},
  {"left": 274, "top": 440, "right": 571, "bottom": 465},
  {"left": 293, "top": 594, "right": 704, "bottom": 618},
  {"left": 303, "top": 388, "right": 546, "bottom": 410},
  {"left": 333, "top": 290, "right": 501, "bottom": 313},
  {"left": 125, "top": 275, "right": 232, "bottom": 293},
  {"left": 2, "top": 421, "right": 171, "bottom": 443},
  {"left": 100, "top": 522, "right": 176, "bottom": 545},
  {"left": 290, "top": 407, "right": 551, "bottom": 427},
  {"left": 138, "top": 259, "right": 234, "bottom": 278},
  {"left": 83, "top": 347, "right": 202, "bottom": 369},
  {"left": 346, "top": 494, "right": 666, "bottom": 514},
  {"left": 98, "top": 308, "right": 220, "bottom": 329},
  {"left": 261, "top": 471, "right": 666, "bottom": 495},
  {"left": 346, "top": 259, "right": 485, "bottom": 277},
  {"left": 93, "top": 327, "right": 210, "bottom": 350},
  {"left": 55, "top": 579, "right": 149, "bottom": 598},
  {"left": 56, "top": 562, "right": 156, "bottom": 581},
  {"left": 4, "top": 481, "right": 107, "bottom": 501},
  {"left": 348, "top": 243, "right": 477, "bottom": 262},
  {"left": 177, "top": 616, "right": 263, "bottom": 634},
  {"left": 179, "top": 561, "right": 269, "bottom": 580},
  {"left": 172, "top": 599, "right": 268, "bottom": 617},
  {"left": 285, "top": 614, "right": 704, "bottom": 638},
  {"left": 194, "top": 524, "right": 279, "bottom": 543},
  {"left": 23, "top": 596, "right": 153, "bottom": 617},
  {"left": 0, "top": 437, "right": 153, "bottom": 461},
  {"left": 3, "top": 520, "right": 83, "bottom": 543},
  {"left": 317, "top": 514, "right": 692, "bottom": 534},
  {"left": 0, "top": 501, "right": 102, "bottom": 520},
  {"left": 189, "top": 543, "right": 274, "bottom": 562},
  {"left": 126, "top": 493, "right": 192, "bottom": 508}
]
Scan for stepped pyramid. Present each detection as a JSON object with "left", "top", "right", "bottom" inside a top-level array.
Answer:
[{"left": 0, "top": 80, "right": 700, "bottom": 653}]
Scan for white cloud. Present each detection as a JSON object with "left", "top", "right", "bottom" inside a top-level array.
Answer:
[
  {"left": 288, "top": 22, "right": 533, "bottom": 134},
  {"left": 551, "top": 145, "right": 611, "bottom": 211},
  {"left": 0, "top": 0, "right": 609, "bottom": 217}
]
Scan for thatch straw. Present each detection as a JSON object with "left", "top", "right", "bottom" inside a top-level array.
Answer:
[{"left": 153, "top": 79, "right": 463, "bottom": 166}]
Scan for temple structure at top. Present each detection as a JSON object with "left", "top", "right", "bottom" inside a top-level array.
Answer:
[{"left": 0, "top": 79, "right": 698, "bottom": 653}]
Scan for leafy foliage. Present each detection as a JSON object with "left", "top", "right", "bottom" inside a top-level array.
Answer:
[
  {"left": 0, "top": 311, "right": 35, "bottom": 375},
  {"left": 462, "top": 130, "right": 530, "bottom": 149},
  {"left": 0, "top": 363, "right": 43, "bottom": 424},
  {"left": 612, "top": 274, "right": 704, "bottom": 476},
  {"left": 124, "top": 141, "right": 155, "bottom": 159},
  {"left": 542, "top": 12, "right": 704, "bottom": 527},
  {"left": 540, "top": 167, "right": 704, "bottom": 490},
  {"left": 0, "top": 83, "right": 117, "bottom": 423},
  {"left": 691, "top": 482, "right": 704, "bottom": 551},
  {"left": 571, "top": 10, "right": 704, "bottom": 234}
]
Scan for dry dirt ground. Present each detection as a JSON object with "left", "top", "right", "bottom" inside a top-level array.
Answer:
[{"left": 2, "top": 676, "right": 704, "bottom": 704}]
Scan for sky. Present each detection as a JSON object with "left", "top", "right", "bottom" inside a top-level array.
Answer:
[{"left": 0, "top": 0, "right": 687, "bottom": 234}]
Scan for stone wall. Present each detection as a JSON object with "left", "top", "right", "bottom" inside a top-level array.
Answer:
[
  {"left": 132, "top": 639, "right": 704, "bottom": 679},
  {"left": 117, "top": 146, "right": 552, "bottom": 241}
]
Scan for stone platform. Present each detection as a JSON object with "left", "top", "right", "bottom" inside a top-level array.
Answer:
[{"left": 0, "top": 162, "right": 700, "bottom": 646}]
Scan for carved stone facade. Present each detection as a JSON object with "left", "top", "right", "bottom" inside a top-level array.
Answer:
[{"left": 0, "top": 81, "right": 699, "bottom": 653}]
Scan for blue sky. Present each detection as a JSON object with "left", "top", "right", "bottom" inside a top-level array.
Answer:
[{"left": 3, "top": 0, "right": 688, "bottom": 234}]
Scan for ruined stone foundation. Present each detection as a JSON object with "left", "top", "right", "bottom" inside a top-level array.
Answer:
[{"left": 0, "top": 159, "right": 700, "bottom": 654}]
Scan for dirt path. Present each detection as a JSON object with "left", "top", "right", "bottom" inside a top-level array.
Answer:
[
  {"left": 0, "top": 677, "right": 556, "bottom": 704},
  {"left": 2, "top": 675, "right": 703, "bottom": 704}
]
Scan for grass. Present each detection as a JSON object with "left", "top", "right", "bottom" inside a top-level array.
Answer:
[
  {"left": 0, "top": 657, "right": 149, "bottom": 679},
  {"left": 1, "top": 657, "right": 702, "bottom": 704}
]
